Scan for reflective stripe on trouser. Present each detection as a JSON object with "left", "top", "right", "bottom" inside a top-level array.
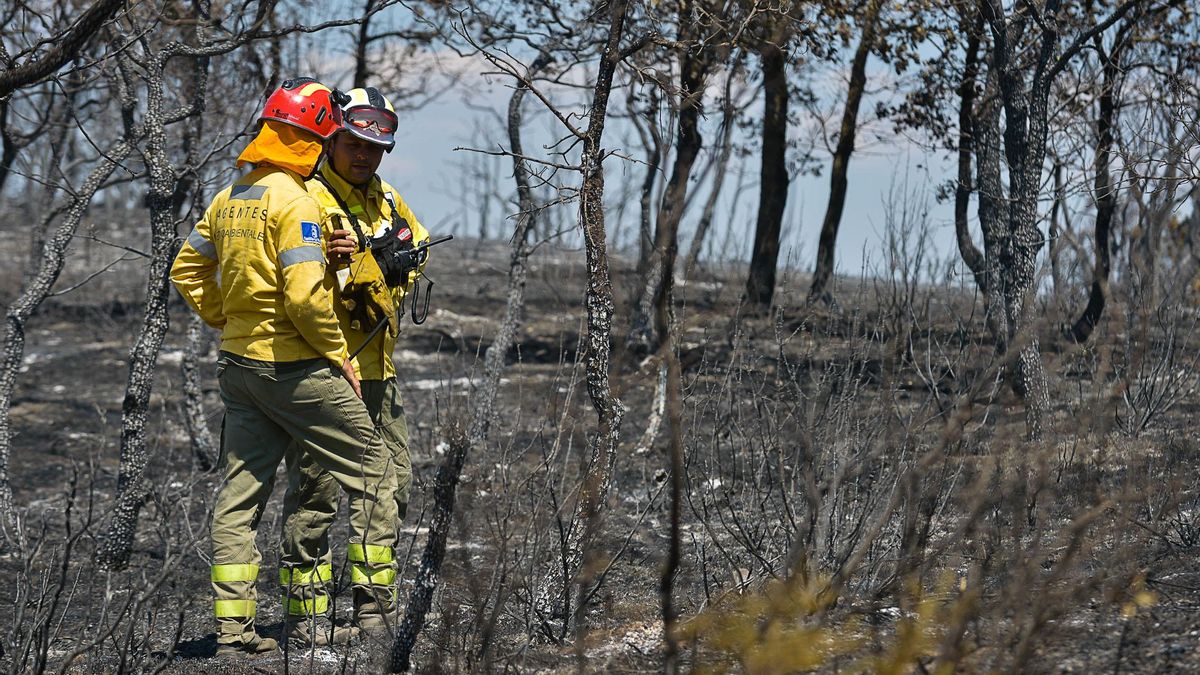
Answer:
[
  {"left": 349, "top": 543, "right": 397, "bottom": 622},
  {"left": 213, "top": 354, "right": 398, "bottom": 639},
  {"left": 280, "top": 563, "right": 333, "bottom": 617},
  {"left": 211, "top": 563, "right": 260, "bottom": 637},
  {"left": 281, "top": 377, "right": 409, "bottom": 617}
]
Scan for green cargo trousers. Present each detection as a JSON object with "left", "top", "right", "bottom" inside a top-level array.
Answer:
[
  {"left": 280, "top": 377, "right": 412, "bottom": 625},
  {"left": 210, "top": 353, "right": 397, "bottom": 646}
]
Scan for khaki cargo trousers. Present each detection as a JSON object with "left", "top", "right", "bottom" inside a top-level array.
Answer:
[
  {"left": 281, "top": 377, "right": 412, "bottom": 626},
  {"left": 210, "top": 353, "right": 397, "bottom": 646}
]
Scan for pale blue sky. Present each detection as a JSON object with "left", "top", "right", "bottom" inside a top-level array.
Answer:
[
  {"left": 306, "top": 15, "right": 971, "bottom": 287},
  {"left": 372, "top": 56, "right": 964, "bottom": 287}
]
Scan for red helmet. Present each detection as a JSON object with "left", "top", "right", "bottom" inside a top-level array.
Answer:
[{"left": 258, "top": 78, "right": 341, "bottom": 139}]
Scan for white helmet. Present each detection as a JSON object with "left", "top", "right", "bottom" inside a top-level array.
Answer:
[{"left": 338, "top": 87, "right": 397, "bottom": 151}]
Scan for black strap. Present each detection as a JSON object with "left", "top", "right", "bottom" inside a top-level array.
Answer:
[
  {"left": 313, "top": 172, "right": 368, "bottom": 248},
  {"left": 315, "top": 172, "right": 411, "bottom": 247}
]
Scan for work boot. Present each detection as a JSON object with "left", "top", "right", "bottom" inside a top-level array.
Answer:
[
  {"left": 216, "top": 633, "right": 278, "bottom": 656},
  {"left": 354, "top": 590, "right": 399, "bottom": 638},
  {"left": 286, "top": 617, "right": 359, "bottom": 647}
]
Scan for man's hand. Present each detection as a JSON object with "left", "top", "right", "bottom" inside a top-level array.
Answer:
[
  {"left": 339, "top": 357, "right": 363, "bottom": 399},
  {"left": 328, "top": 229, "right": 357, "bottom": 269}
]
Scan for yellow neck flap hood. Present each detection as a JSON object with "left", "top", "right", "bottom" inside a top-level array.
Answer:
[{"left": 237, "top": 120, "right": 324, "bottom": 176}]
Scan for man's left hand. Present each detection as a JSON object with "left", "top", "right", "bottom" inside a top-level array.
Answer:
[{"left": 328, "top": 229, "right": 357, "bottom": 268}]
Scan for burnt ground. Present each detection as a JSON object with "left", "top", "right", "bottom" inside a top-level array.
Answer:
[{"left": 2, "top": 238, "right": 1200, "bottom": 673}]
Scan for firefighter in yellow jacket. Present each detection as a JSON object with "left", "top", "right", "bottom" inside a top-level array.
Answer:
[
  {"left": 169, "top": 79, "right": 398, "bottom": 655},
  {"left": 280, "top": 86, "right": 429, "bottom": 640}
]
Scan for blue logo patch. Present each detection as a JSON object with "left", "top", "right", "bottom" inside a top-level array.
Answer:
[{"left": 300, "top": 221, "right": 321, "bottom": 244}]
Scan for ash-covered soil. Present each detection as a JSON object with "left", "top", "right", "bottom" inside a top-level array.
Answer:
[{"left": 2, "top": 238, "right": 1200, "bottom": 673}]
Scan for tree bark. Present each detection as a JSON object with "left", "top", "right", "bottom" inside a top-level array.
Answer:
[
  {"left": 96, "top": 61, "right": 190, "bottom": 569},
  {"left": 389, "top": 52, "right": 548, "bottom": 671},
  {"left": 179, "top": 50, "right": 216, "bottom": 471},
  {"left": 1068, "top": 39, "right": 1121, "bottom": 343},
  {"left": 628, "top": 16, "right": 711, "bottom": 353},
  {"left": 978, "top": 0, "right": 1057, "bottom": 439},
  {"left": 975, "top": 63, "right": 1009, "bottom": 350},
  {"left": 0, "top": 0, "right": 125, "bottom": 98},
  {"left": 955, "top": 13, "right": 987, "bottom": 293},
  {"left": 654, "top": 102, "right": 687, "bottom": 674},
  {"left": 807, "top": 0, "right": 883, "bottom": 305},
  {"left": 0, "top": 136, "right": 136, "bottom": 549},
  {"left": 181, "top": 315, "right": 217, "bottom": 471},
  {"left": 1048, "top": 161, "right": 1065, "bottom": 298},
  {"left": 542, "top": 0, "right": 631, "bottom": 643},
  {"left": 684, "top": 57, "right": 741, "bottom": 279},
  {"left": 630, "top": 86, "right": 663, "bottom": 276},
  {"left": 744, "top": 25, "right": 790, "bottom": 310}
]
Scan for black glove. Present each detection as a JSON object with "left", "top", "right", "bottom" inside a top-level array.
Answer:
[{"left": 369, "top": 220, "right": 425, "bottom": 287}]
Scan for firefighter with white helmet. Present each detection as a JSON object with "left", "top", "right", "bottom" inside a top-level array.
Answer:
[
  {"left": 170, "top": 78, "right": 399, "bottom": 655},
  {"left": 280, "top": 85, "right": 429, "bottom": 640}
]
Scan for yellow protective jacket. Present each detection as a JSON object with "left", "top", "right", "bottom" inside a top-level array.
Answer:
[
  {"left": 170, "top": 165, "right": 349, "bottom": 366},
  {"left": 308, "top": 161, "right": 429, "bottom": 381}
]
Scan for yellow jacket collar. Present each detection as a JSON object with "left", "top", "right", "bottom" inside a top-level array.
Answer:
[{"left": 319, "top": 160, "right": 382, "bottom": 202}]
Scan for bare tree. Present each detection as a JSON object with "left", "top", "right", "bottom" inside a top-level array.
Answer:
[
  {"left": 96, "top": 31, "right": 210, "bottom": 567},
  {"left": 974, "top": 0, "right": 1146, "bottom": 437},
  {"left": 744, "top": 12, "right": 793, "bottom": 310},
  {"left": 954, "top": 8, "right": 988, "bottom": 292},
  {"left": 0, "top": 74, "right": 139, "bottom": 546},
  {"left": 389, "top": 50, "right": 550, "bottom": 671},
  {"left": 683, "top": 52, "right": 748, "bottom": 278},
  {"left": 807, "top": 0, "right": 883, "bottom": 305},
  {"left": 628, "top": 0, "right": 726, "bottom": 352},
  {"left": 564, "top": 2, "right": 635, "bottom": 647},
  {"left": 1068, "top": 2, "right": 1179, "bottom": 342},
  {"left": 0, "top": 0, "right": 127, "bottom": 98}
]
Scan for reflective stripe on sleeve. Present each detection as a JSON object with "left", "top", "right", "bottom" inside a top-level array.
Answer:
[
  {"left": 230, "top": 184, "right": 267, "bottom": 201},
  {"left": 211, "top": 563, "right": 259, "bottom": 582},
  {"left": 286, "top": 595, "right": 329, "bottom": 616},
  {"left": 350, "top": 564, "right": 396, "bottom": 587},
  {"left": 279, "top": 563, "right": 332, "bottom": 586},
  {"left": 214, "top": 599, "right": 256, "bottom": 618},
  {"left": 347, "top": 543, "right": 393, "bottom": 564},
  {"left": 279, "top": 245, "right": 325, "bottom": 268},
  {"left": 188, "top": 229, "right": 217, "bottom": 260}
]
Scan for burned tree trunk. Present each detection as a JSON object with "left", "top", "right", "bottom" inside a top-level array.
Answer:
[
  {"left": 98, "top": 46, "right": 208, "bottom": 567},
  {"left": 1068, "top": 36, "right": 1123, "bottom": 343},
  {"left": 955, "top": 14, "right": 987, "bottom": 293},
  {"left": 389, "top": 53, "right": 547, "bottom": 672},
  {"left": 178, "top": 56, "right": 216, "bottom": 471},
  {"left": 96, "top": 65, "right": 186, "bottom": 569},
  {"left": 684, "top": 57, "right": 742, "bottom": 279},
  {"left": 808, "top": 0, "right": 882, "bottom": 305},
  {"left": 975, "top": 0, "right": 1143, "bottom": 438},
  {"left": 990, "top": 21, "right": 1053, "bottom": 440},
  {"left": 744, "top": 21, "right": 790, "bottom": 310},
  {"left": 181, "top": 315, "right": 217, "bottom": 471},
  {"left": 528, "top": 0, "right": 632, "bottom": 641},
  {"left": 628, "top": 14, "right": 712, "bottom": 353},
  {"left": 975, "top": 64, "right": 1009, "bottom": 350},
  {"left": 654, "top": 122, "right": 687, "bottom": 675},
  {"left": 630, "top": 86, "right": 663, "bottom": 275},
  {"left": 0, "top": 137, "right": 135, "bottom": 548},
  {"left": 1048, "top": 161, "right": 1066, "bottom": 298}
]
